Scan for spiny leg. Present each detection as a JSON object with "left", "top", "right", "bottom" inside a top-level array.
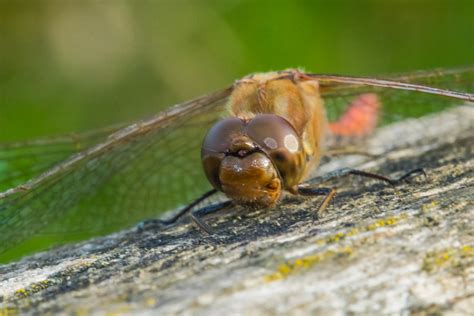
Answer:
[
  {"left": 190, "top": 200, "right": 233, "bottom": 235},
  {"left": 297, "top": 187, "right": 337, "bottom": 219},
  {"left": 305, "top": 167, "right": 426, "bottom": 186},
  {"left": 298, "top": 167, "right": 425, "bottom": 219},
  {"left": 138, "top": 189, "right": 218, "bottom": 230}
]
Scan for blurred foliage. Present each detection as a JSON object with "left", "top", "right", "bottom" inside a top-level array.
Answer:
[{"left": 1, "top": 0, "right": 473, "bottom": 141}]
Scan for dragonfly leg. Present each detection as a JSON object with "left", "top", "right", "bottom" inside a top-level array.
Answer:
[
  {"left": 190, "top": 200, "right": 233, "bottom": 235},
  {"left": 297, "top": 187, "right": 337, "bottom": 219},
  {"left": 138, "top": 189, "right": 218, "bottom": 230},
  {"left": 305, "top": 167, "right": 426, "bottom": 186},
  {"left": 298, "top": 167, "right": 425, "bottom": 219}
]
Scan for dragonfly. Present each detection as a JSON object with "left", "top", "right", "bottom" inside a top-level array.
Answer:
[{"left": 0, "top": 67, "right": 473, "bottom": 263}]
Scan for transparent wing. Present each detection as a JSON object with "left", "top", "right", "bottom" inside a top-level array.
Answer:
[
  {"left": 0, "top": 87, "right": 232, "bottom": 261},
  {"left": 314, "top": 67, "right": 474, "bottom": 125},
  {"left": 0, "top": 128, "right": 119, "bottom": 192}
]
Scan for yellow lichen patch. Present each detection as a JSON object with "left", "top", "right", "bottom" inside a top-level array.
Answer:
[
  {"left": 144, "top": 297, "right": 157, "bottom": 307},
  {"left": 264, "top": 214, "right": 410, "bottom": 282},
  {"left": 0, "top": 306, "right": 19, "bottom": 316},
  {"left": 103, "top": 304, "right": 131, "bottom": 316},
  {"left": 264, "top": 247, "right": 353, "bottom": 282},
  {"left": 461, "top": 245, "right": 474, "bottom": 256},
  {"left": 345, "top": 227, "right": 360, "bottom": 237},
  {"left": 14, "top": 288, "right": 29, "bottom": 298},
  {"left": 63, "top": 260, "right": 96, "bottom": 275},
  {"left": 421, "top": 245, "right": 474, "bottom": 273},
  {"left": 315, "top": 214, "right": 407, "bottom": 247},
  {"left": 30, "top": 280, "right": 50, "bottom": 292},
  {"left": 74, "top": 307, "right": 90, "bottom": 316},
  {"left": 14, "top": 280, "right": 51, "bottom": 298},
  {"left": 421, "top": 200, "right": 439, "bottom": 213},
  {"left": 366, "top": 216, "right": 403, "bottom": 231}
]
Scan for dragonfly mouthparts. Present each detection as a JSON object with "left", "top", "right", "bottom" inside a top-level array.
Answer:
[{"left": 228, "top": 136, "right": 258, "bottom": 157}]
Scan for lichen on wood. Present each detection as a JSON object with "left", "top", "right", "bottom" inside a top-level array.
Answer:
[{"left": 0, "top": 106, "right": 473, "bottom": 315}]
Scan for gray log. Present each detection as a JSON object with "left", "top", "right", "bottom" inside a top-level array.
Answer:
[{"left": 1, "top": 106, "right": 473, "bottom": 315}]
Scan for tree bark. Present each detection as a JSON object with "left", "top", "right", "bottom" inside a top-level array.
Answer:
[{"left": 1, "top": 106, "right": 473, "bottom": 315}]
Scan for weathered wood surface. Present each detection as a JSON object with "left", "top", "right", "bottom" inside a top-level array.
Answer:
[{"left": 1, "top": 106, "right": 473, "bottom": 315}]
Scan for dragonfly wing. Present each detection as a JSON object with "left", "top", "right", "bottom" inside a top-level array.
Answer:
[
  {"left": 0, "top": 87, "right": 232, "bottom": 258},
  {"left": 0, "top": 127, "right": 120, "bottom": 193},
  {"left": 311, "top": 67, "right": 474, "bottom": 148}
]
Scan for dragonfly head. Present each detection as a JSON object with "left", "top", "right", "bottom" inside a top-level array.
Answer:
[{"left": 201, "top": 114, "right": 305, "bottom": 208}]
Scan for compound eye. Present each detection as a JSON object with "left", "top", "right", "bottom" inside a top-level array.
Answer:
[
  {"left": 245, "top": 114, "right": 300, "bottom": 154},
  {"left": 201, "top": 117, "right": 244, "bottom": 190},
  {"left": 245, "top": 114, "right": 302, "bottom": 183},
  {"left": 202, "top": 117, "right": 244, "bottom": 155}
]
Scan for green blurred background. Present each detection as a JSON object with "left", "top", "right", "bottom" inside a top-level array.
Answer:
[{"left": 1, "top": 0, "right": 473, "bottom": 142}]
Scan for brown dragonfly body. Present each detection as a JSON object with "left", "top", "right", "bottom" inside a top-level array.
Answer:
[
  {"left": 201, "top": 70, "right": 384, "bottom": 212},
  {"left": 202, "top": 71, "right": 328, "bottom": 208},
  {"left": 0, "top": 67, "right": 472, "bottom": 261}
]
